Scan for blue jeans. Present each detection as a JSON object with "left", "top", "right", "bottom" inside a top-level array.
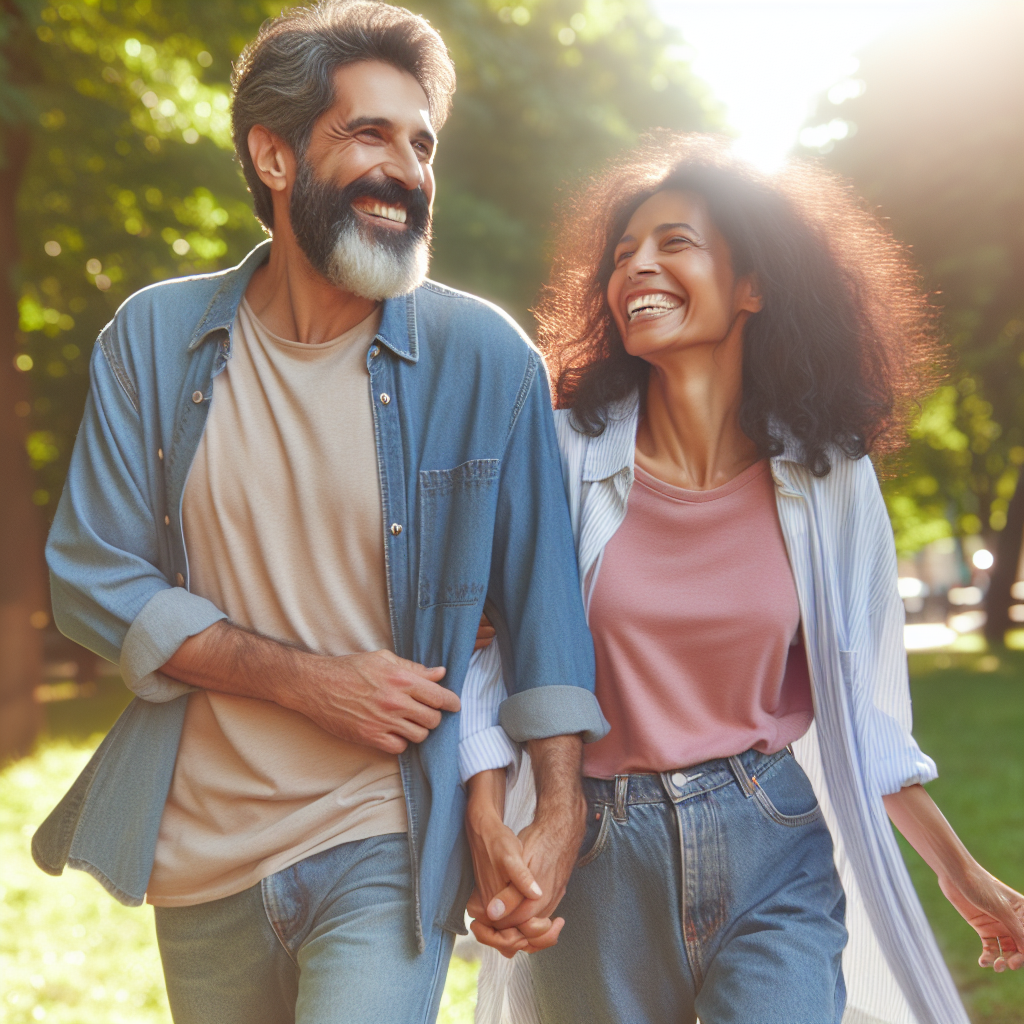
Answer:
[
  {"left": 154, "top": 834, "right": 455, "bottom": 1024},
  {"left": 530, "top": 748, "right": 847, "bottom": 1024}
]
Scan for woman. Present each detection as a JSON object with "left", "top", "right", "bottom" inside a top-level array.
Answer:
[{"left": 461, "top": 134, "right": 1023, "bottom": 1024}]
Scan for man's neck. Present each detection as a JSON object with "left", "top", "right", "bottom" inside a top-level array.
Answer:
[{"left": 244, "top": 233, "right": 379, "bottom": 345}]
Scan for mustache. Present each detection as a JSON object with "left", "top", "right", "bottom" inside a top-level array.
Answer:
[
  {"left": 290, "top": 162, "right": 430, "bottom": 248},
  {"left": 342, "top": 174, "right": 431, "bottom": 235}
]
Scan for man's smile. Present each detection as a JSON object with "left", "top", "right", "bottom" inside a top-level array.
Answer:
[{"left": 351, "top": 198, "right": 408, "bottom": 227}]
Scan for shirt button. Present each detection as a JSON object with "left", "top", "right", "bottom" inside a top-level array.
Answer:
[
  {"left": 164, "top": 515, "right": 170, "bottom": 526},
  {"left": 175, "top": 572, "right": 185, "bottom": 587},
  {"left": 390, "top": 523, "right": 403, "bottom": 536},
  {"left": 191, "top": 390, "right": 203, "bottom": 404},
  {"left": 670, "top": 772, "right": 688, "bottom": 788},
  {"left": 370, "top": 345, "right": 380, "bottom": 358},
  {"left": 379, "top": 393, "right": 390, "bottom": 405},
  {"left": 157, "top": 448, "right": 164, "bottom": 460}
]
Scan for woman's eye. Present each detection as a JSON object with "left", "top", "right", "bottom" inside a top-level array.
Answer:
[
  {"left": 665, "top": 236, "right": 692, "bottom": 248},
  {"left": 615, "top": 250, "right": 633, "bottom": 264}
]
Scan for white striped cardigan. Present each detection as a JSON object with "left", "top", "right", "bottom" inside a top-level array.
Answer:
[{"left": 461, "top": 393, "right": 970, "bottom": 1024}]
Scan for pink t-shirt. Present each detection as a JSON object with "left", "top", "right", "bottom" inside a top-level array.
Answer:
[{"left": 583, "top": 459, "right": 813, "bottom": 778}]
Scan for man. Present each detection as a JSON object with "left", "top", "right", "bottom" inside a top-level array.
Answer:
[{"left": 33, "top": 3, "right": 604, "bottom": 1021}]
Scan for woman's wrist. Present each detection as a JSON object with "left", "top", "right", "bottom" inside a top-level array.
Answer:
[{"left": 465, "top": 767, "right": 508, "bottom": 831}]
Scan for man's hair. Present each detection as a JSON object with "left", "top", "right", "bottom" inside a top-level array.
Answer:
[{"left": 231, "top": 0, "right": 455, "bottom": 228}]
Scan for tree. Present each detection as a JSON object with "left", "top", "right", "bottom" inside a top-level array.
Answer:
[
  {"left": 0, "top": 0, "right": 715, "bottom": 757},
  {"left": 800, "top": 1, "right": 1024, "bottom": 641}
]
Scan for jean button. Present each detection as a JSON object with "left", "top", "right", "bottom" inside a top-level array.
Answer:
[
  {"left": 379, "top": 392, "right": 390, "bottom": 405},
  {"left": 670, "top": 772, "right": 687, "bottom": 788}
]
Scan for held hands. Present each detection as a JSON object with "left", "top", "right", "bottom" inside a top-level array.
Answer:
[{"left": 465, "top": 745, "right": 587, "bottom": 958}]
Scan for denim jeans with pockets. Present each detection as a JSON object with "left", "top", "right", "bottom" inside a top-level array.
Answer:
[
  {"left": 530, "top": 747, "right": 847, "bottom": 1024},
  {"left": 154, "top": 834, "right": 454, "bottom": 1024}
]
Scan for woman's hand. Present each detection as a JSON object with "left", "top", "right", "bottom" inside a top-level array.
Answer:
[
  {"left": 937, "top": 868, "right": 1024, "bottom": 971},
  {"left": 474, "top": 614, "right": 496, "bottom": 651},
  {"left": 884, "top": 784, "right": 1024, "bottom": 971},
  {"left": 464, "top": 768, "right": 557, "bottom": 958}
]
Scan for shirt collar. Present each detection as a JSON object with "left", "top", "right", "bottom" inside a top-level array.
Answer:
[{"left": 187, "top": 239, "right": 419, "bottom": 363}]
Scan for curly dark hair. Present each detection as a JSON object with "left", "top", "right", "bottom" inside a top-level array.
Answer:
[{"left": 535, "top": 132, "right": 942, "bottom": 475}]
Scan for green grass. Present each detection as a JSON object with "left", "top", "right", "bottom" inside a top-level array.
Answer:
[
  {"left": 901, "top": 649, "right": 1024, "bottom": 1024},
  {"left": 2, "top": 656, "right": 1021, "bottom": 1023},
  {"left": 0, "top": 682, "right": 479, "bottom": 1024}
]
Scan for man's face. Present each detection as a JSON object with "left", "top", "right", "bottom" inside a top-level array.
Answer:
[{"left": 289, "top": 60, "right": 437, "bottom": 299}]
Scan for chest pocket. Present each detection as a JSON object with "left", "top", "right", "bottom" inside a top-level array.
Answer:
[{"left": 418, "top": 459, "right": 500, "bottom": 608}]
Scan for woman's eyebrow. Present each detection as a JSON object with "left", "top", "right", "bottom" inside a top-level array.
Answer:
[{"left": 656, "top": 222, "right": 698, "bottom": 234}]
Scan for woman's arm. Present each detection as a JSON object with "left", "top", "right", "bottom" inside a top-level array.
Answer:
[{"left": 884, "top": 784, "right": 1024, "bottom": 971}]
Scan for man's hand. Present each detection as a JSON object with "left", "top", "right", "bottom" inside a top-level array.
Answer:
[
  {"left": 465, "top": 768, "right": 561, "bottom": 958},
  {"left": 465, "top": 736, "right": 586, "bottom": 956},
  {"left": 163, "top": 621, "right": 459, "bottom": 754},
  {"left": 287, "top": 648, "right": 459, "bottom": 754}
]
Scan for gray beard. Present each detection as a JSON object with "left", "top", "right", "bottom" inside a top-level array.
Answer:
[{"left": 326, "top": 220, "right": 430, "bottom": 300}]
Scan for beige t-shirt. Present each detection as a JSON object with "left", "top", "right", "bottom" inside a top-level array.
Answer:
[{"left": 147, "top": 299, "right": 406, "bottom": 908}]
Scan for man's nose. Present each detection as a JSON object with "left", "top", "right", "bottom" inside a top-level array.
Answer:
[{"left": 381, "top": 143, "right": 424, "bottom": 193}]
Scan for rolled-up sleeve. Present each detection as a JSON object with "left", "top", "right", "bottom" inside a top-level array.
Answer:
[
  {"left": 47, "top": 337, "right": 226, "bottom": 702},
  {"left": 854, "top": 456, "right": 938, "bottom": 795},
  {"left": 459, "top": 643, "right": 517, "bottom": 783},
  {"left": 486, "top": 358, "right": 608, "bottom": 745}
]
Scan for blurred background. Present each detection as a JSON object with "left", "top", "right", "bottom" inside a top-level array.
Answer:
[{"left": 0, "top": 2, "right": 1021, "bottom": 1022}]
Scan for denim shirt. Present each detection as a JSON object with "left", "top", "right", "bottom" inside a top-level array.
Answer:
[{"left": 33, "top": 241, "right": 605, "bottom": 948}]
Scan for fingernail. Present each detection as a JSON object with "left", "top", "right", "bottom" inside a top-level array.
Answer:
[
  {"left": 488, "top": 899, "right": 505, "bottom": 919},
  {"left": 530, "top": 882, "right": 543, "bottom": 897}
]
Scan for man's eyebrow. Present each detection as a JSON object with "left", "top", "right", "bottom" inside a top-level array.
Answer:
[{"left": 343, "top": 116, "right": 436, "bottom": 147}]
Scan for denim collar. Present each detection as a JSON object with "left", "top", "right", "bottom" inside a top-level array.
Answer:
[
  {"left": 187, "top": 240, "right": 419, "bottom": 363},
  {"left": 580, "top": 390, "right": 805, "bottom": 483}
]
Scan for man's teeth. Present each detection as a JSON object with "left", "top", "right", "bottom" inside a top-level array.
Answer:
[
  {"left": 358, "top": 202, "right": 407, "bottom": 224},
  {"left": 626, "top": 293, "right": 682, "bottom": 321}
]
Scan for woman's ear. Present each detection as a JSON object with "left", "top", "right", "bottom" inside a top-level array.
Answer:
[{"left": 737, "top": 273, "right": 764, "bottom": 314}]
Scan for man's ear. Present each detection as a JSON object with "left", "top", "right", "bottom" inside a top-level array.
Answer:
[
  {"left": 737, "top": 273, "right": 764, "bottom": 315},
  {"left": 248, "top": 125, "right": 294, "bottom": 193}
]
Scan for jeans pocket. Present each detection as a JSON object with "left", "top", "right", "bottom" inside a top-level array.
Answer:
[
  {"left": 576, "top": 804, "right": 611, "bottom": 867},
  {"left": 752, "top": 759, "right": 822, "bottom": 828},
  {"left": 417, "top": 459, "right": 500, "bottom": 608}
]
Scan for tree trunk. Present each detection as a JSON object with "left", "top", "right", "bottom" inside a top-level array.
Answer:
[
  {"left": 985, "top": 473, "right": 1024, "bottom": 647},
  {"left": 0, "top": 122, "right": 45, "bottom": 760}
]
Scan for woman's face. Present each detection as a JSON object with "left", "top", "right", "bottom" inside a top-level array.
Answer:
[{"left": 607, "top": 189, "right": 759, "bottom": 363}]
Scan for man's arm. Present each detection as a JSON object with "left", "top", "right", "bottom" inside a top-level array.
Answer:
[
  {"left": 163, "top": 620, "right": 459, "bottom": 754},
  {"left": 465, "top": 735, "right": 587, "bottom": 956}
]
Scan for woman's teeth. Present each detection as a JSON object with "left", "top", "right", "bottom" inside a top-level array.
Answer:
[
  {"left": 626, "top": 292, "right": 682, "bottom": 321},
  {"left": 355, "top": 202, "right": 407, "bottom": 224}
]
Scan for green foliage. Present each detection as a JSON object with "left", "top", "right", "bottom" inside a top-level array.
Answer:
[
  {"left": 801, "top": 2, "right": 1024, "bottom": 552},
  {"left": 3, "top": 0, "right": 715, "bottom": 515}
]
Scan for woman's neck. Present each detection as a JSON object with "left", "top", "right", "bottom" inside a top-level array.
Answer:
[{"left": 635, "top": 338, "right": 759, "bottom": 491}]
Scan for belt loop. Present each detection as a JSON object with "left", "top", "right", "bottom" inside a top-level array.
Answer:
[
  {"left": 613, "top": 775, "right": 629, "bottom": 823},
  {"left": 727, "top": 755, "right": 757, "bottom": 798}
]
